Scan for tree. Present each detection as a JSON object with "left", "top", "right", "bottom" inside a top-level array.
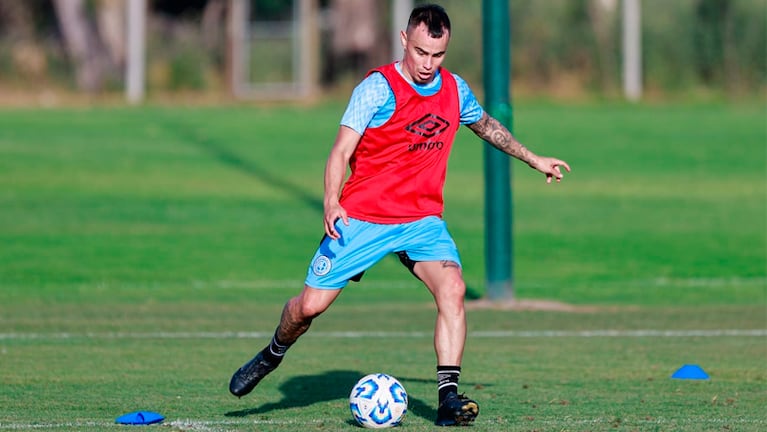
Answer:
[
  {"left": 52, "top": 0, "right": 120, "bottom": 92},
  {"left": 325, "top": 0, "right": 387, "bottom": 83},
  {"left": 0, "top": 1, "right": 47, "bottom": 80}
]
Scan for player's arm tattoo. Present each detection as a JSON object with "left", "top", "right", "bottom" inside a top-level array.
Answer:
[{"left": 467, "top": 113, "right": 535, "bottom": 165}]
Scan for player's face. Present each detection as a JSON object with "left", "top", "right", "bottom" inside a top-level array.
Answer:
[{"left": 400, "top": 23, "right": 449, "bottom": 84}]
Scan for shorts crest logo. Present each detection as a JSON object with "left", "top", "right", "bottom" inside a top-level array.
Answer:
[{"left": 312, "top": 255, "right": 332, "bottom": 276}]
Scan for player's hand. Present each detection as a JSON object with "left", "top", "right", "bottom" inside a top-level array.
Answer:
[
  {"left": 531, "top": 156, "right": 571, "bottom": 184},
  {"left": 324, "top": 203, "right": 349, "bottom": 240}
]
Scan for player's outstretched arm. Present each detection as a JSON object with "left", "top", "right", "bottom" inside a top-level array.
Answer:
[{"left": 467, "top": 112, "right": 570, "bottom": 183}]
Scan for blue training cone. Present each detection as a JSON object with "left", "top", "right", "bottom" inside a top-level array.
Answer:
[
  {"left": 115, "top": 411, "right": 164, "bottom": 425},
  {"left": 671, "top": 364, "right": 710, "bottom": 380}
]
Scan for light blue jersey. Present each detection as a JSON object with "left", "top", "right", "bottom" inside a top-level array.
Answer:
[{"left": 340, "top": 62, "right": 484, "bottom": 135}]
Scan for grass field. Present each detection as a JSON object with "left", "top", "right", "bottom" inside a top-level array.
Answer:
[{"left": 0, "top": 101, "right": 765, "bottom": 431}]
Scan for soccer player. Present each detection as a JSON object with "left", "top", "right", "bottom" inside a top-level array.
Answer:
[{"left": 229, "top": 3, "right": 570, "bottom": 426}]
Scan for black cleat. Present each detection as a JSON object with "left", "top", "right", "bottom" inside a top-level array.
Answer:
[
  {"left": 229, "top": 351, "right": 279, "bottom": 397},
  {"left": 435, "top": 392, "right": 479, "bottom": 426}
]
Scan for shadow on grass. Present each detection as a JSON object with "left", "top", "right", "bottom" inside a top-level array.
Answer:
[
  {"left": 224, "top": 369, "right": 436, "bottom": 423},
  {"left": 165, "top": 116, "right": 323, "bottom": 213}
]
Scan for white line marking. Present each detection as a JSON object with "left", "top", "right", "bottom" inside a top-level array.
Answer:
[
  {"left": 471, "top": 329, "right": 767, "bottom": 337},
  {"left": 168, "top": 418, "right": 329, "bottom": 431},
  {"left": 150, "top": 275, "right": 767, "bottom": 290},
  {"left": 0, "top": 329, "right": 764, "bottom": 341},
  {"left": 1, "top": 416, "right": 765, "bottom": 430},
  {"left": 0, "top": 421, "right": 112, "bottom": 430},
  {"left": 0, "top": 419, "right": 329, "bottom": 431}
]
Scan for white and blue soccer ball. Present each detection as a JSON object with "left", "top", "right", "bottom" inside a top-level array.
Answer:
[{"left": 349, "top": 373, "right": 408, "bottom": 429}]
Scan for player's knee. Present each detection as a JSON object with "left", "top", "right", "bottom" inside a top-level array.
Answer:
[
  {"left": 446, "top": 276, "right": 467, "bottom": 298},
  {"left": 436, "top": 278, "right": 467, "bottom": 311},
  {"left": 295, "top": 297, "right": 330, "bottom": 320}
]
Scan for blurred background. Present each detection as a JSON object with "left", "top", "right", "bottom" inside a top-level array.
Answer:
[{"left": 0, "top": 0, "right": 764, "bottom": 107}]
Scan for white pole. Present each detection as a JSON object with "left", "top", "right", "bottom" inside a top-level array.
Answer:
[
  {"left": 623, "top": 0, "right": 642, "bottom": 101},
  {"left": 391, "top": 0, "right": 413, "bottom": 61},
  {"left": 297, "top": 0, "right": 319, "bottom": 98},
  {"left": 126, "top": 0, "right": 146, "bottom": 104},
  {"left": 228, "top": 0, "right": 248, "bottom": 98}
]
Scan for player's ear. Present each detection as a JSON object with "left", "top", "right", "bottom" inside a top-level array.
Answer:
[{"left": 399, "top": 30, "right": 407, "bottom": 51}]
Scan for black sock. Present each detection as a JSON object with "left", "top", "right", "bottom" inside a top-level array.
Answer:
[
  {"left": 262, "top": 330, "right": 291, "bottom": 364},
  {"left": 437, "top": 365, "right": 461, "bottom": 403}
]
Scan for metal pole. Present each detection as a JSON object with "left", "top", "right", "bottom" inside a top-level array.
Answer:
[
  {"left": 482, "top": 0, "right": 513, "bottom": 300},
  {"left": 623, "top": 0, "right": 642, "bottom": 101},
  {"left": 297, "top": 0, "right": 319, "bottom": 98},
  {"left": 125, "top": 0, "right": 146, "bottom": 104},
  {"left": 228, "top": 0, "right": 248, "bottom": 99}
]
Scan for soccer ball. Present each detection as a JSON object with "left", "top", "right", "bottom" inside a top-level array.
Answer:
[{"left": 349, "top": 373, "right": 408, "bottom": 429}]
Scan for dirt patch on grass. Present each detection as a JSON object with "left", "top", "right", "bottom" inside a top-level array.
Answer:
[{"left": 466, "top": 298, "right": 606, "bottom": 313}]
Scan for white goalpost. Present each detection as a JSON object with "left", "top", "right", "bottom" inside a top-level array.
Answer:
[
  {"left": 622, "top": 0, "right": 643, "bottom": 101},
  {"left": 228, "top": 0, "right": 319, "bottom": 100},
  {"left": 125, "top": 0, "right": 146, "bottom": 104},
  {"left": 122, "top": 1, "right": 642, "bottom": 103}
]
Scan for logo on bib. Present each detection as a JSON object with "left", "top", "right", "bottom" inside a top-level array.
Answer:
[
  {"left": 405, "top": 113, "right": 450, "bottom": 138},
  {"left": 312, "top": 255, "right": 332, "bottom": 276}
]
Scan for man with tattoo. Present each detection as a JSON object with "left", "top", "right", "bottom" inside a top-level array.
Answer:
[{"left": 229, "top": 3, "right": 569, "bottom": 427}]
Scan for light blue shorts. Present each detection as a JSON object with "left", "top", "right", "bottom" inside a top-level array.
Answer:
[{"left": 305, "top": 216, "right": 461, "bottom": 289}]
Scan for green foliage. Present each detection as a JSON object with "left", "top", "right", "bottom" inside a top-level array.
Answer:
[
  {"left": 249, "top": 38, "right": 295, "bottom": 83},
  {"left": 0, "top": 0, "right": 765, "bottom": 97},
  {"left": 437, "top": 0, "right": 766, "bottom": 98},
  {"left": 147, "top": 22, "right": 214, "bottom": 91},
  {"left": 167, "top": 46, "right": 210, "bottom": 91},
  {"left": 251, "top": 0, "right": 295, "bottom": 21}
]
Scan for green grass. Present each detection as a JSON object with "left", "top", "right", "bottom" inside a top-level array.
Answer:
[{"left": 0, "top": 102, "right": 765, "bottom": 431}]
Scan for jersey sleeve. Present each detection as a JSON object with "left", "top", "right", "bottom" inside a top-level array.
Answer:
[
  {"left": 339, "top": 72, "right": 393, "bottom": 135},
  {"left": 454, "top": 73, "right": 485, "bottom": 125}
]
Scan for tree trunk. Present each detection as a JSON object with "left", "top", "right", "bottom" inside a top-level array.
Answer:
[
  {"left": 0, "top": 2, "right": 48, "bottom": 79},
  {"left": 52, "top": 0, "right": 107, "bottom": 92},
  {"left": 96, "top": 0, "right": 126, "bottom": 72},
  {"left": 202, "top": 0, "right": 227, "bottom": 52},
  {"left": 588, "top": 0, "right": 618, "bottom": 92},
  {"left": 328, "top": 0, "right": 382, "bottom": 79}
]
